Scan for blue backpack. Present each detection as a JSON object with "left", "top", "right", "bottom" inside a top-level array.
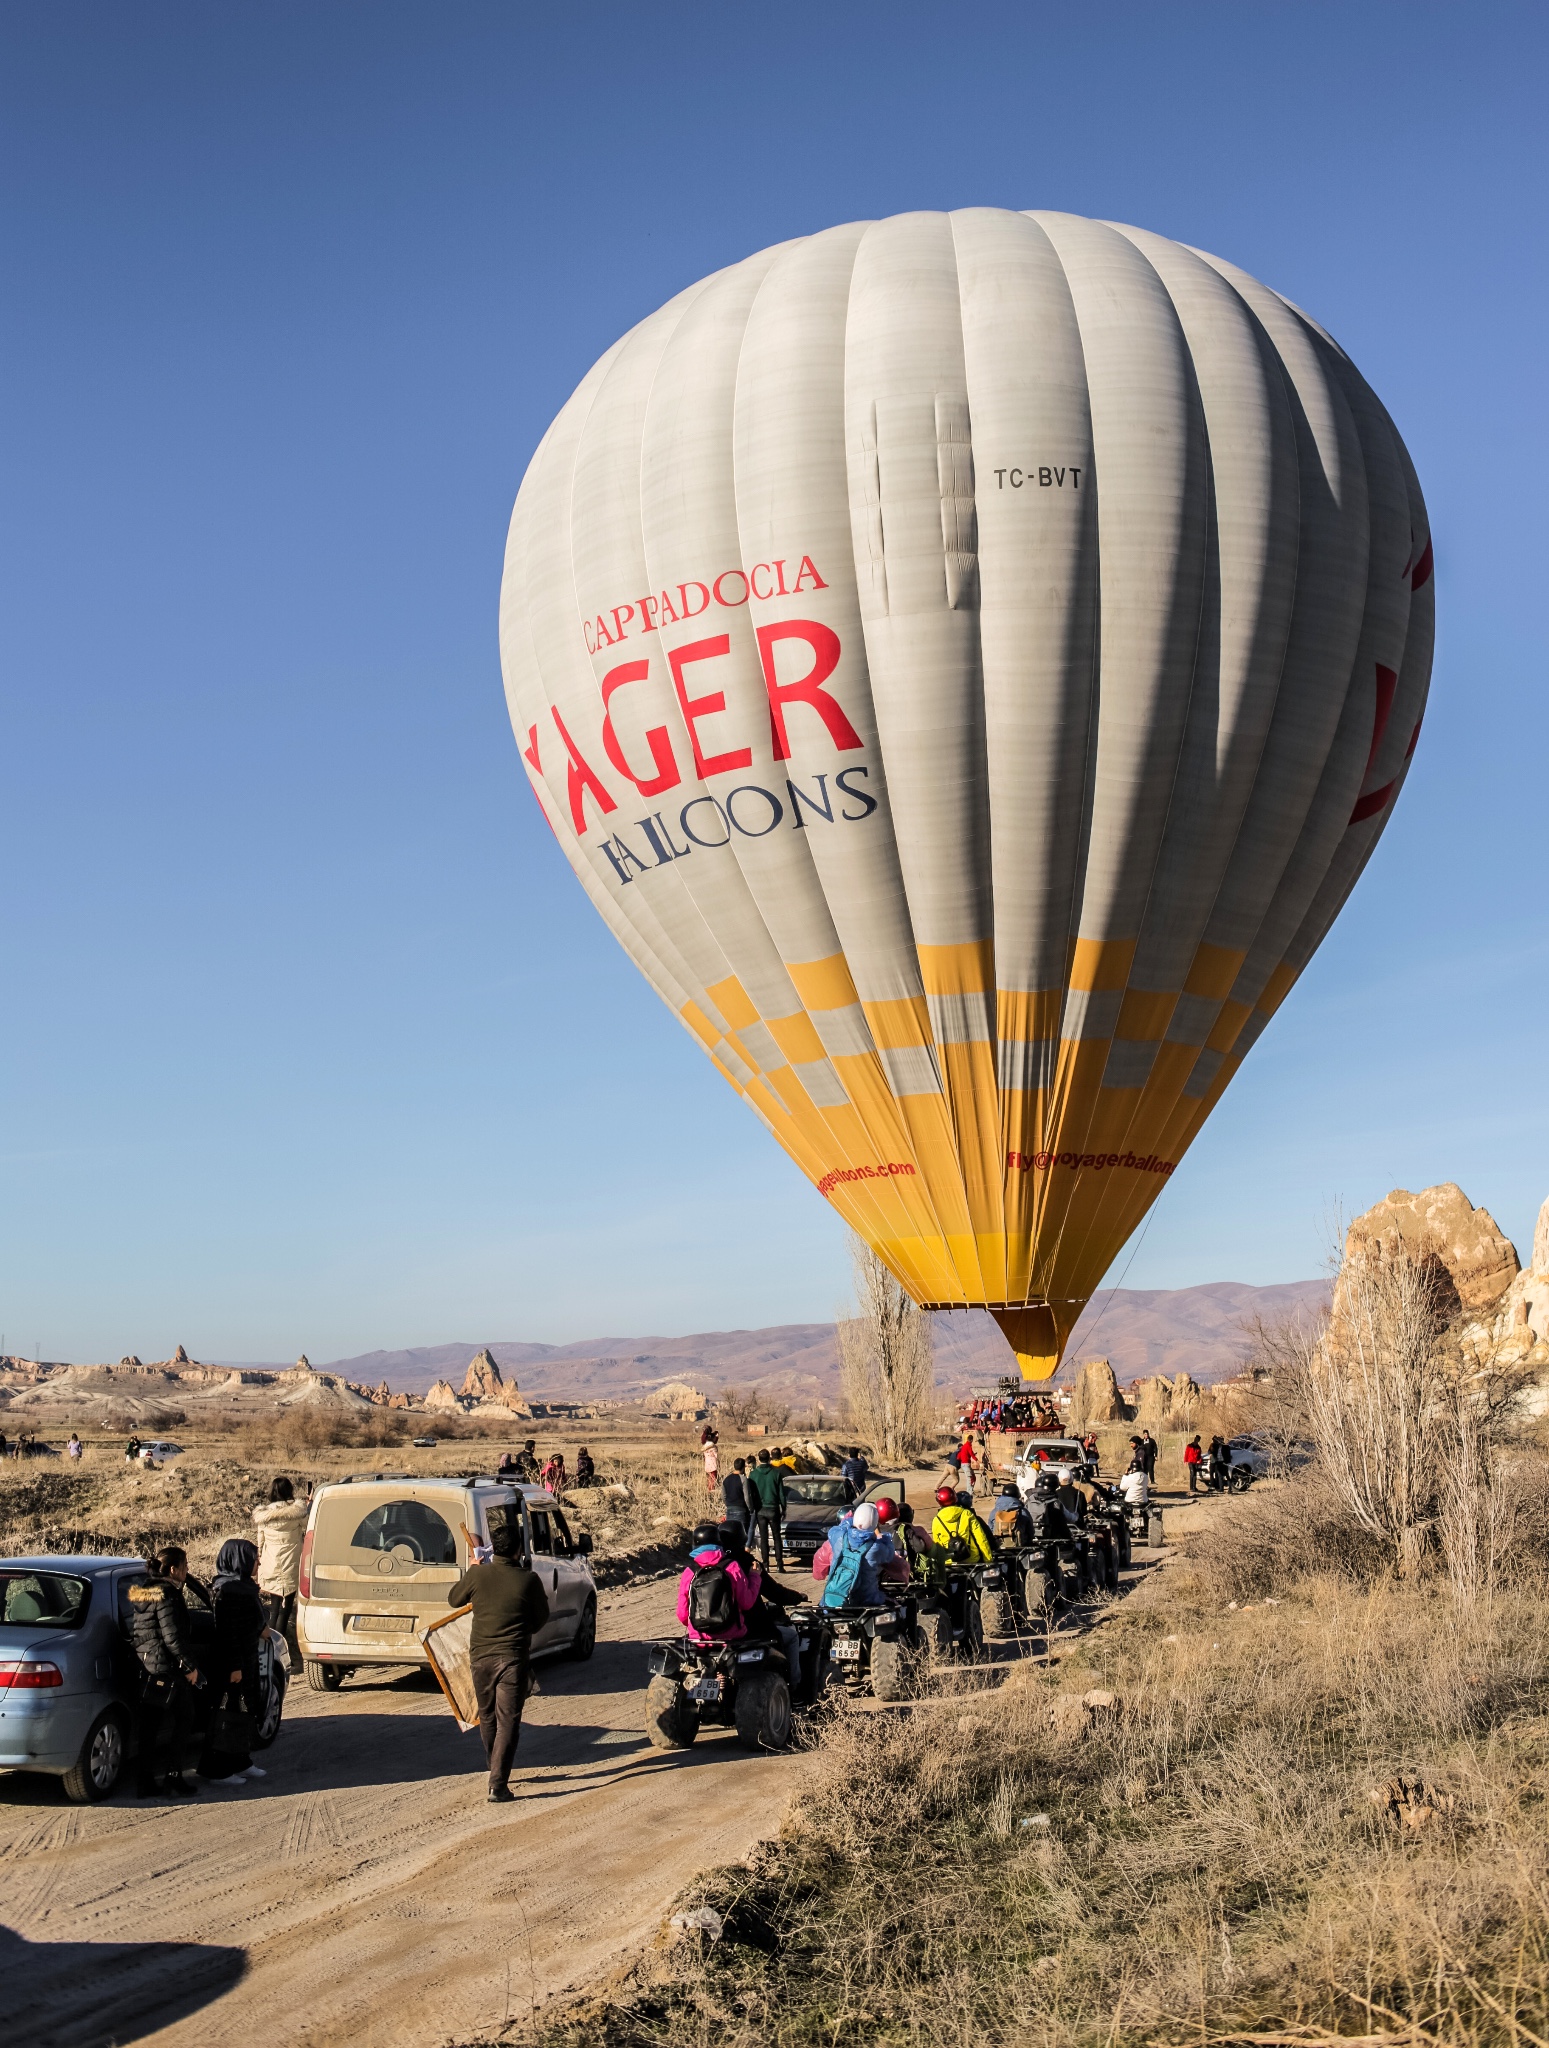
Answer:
[{"left": 822, "top": 1524, "right": 869, "bottom": 1608}]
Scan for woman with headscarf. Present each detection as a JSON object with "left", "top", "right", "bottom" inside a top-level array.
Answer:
[{"left": 200, "top": 1537, "right": 270, "bottom": 1785}]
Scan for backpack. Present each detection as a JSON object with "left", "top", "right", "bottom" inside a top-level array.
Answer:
[
  {"left": 822, "top": 1529, "right": 868, "bottom": 1608},
  {"left": 993, "top": 1506, "right": 1022, "bottom": 1541},
  {"left": 688, "top": 1554, "right": 739, "bottom": 1634}
]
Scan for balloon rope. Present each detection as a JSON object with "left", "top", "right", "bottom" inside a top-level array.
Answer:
[{"left": 1055, "top": 1199, "right": 1161, "bottom": 1369}]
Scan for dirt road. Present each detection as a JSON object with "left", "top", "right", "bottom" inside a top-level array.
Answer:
[{"left": 1, "top": 1577, "right": 799, "bottom": 2048}]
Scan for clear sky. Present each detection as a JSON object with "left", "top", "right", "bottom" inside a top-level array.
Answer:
[{"left": 3, "top": 3, "right": 1545, "bottom": 1364}]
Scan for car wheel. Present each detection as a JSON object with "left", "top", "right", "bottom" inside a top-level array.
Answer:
[
  {"left": 980, "top": 1588, "right": 1011, "bottom": 1638},
  {"left": 62, "top": 1709, "right": 126, "bottom": 1804},
  {"left": 253, "top": 1669, "right": 287, "bottom": 1749},
  {"left": 566, "top": 1597, "right": 597, "bottom": 1662},
  {"left": 1229, "top": 1468, "right": 1251, "bottom": 1494},
  {"left": 734, "top": 1672, "right": 792, "bottom": 1750},
  {"left": 305, "top": 1659, "right": 343, "bottom": 1693},
  {"left": 644, "top": 1675, "right": 699, "bottom": 1750}
]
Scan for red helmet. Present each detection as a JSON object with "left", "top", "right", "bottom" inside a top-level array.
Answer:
[
  {"left": 874, "top": 1497, "right": 897, "bottom": 1524},
  {"left": 935, "top": 1484, "right": 956, "bottom": 1507}
]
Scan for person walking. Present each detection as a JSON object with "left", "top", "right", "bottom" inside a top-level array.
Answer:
[
  {"left": 722, "top": 1457, "right": 750, "bottom": 1545},
  {"left": 703, "top": 1433, "right": 720, "bottom": 1498},
  {"left": 126, "top": 1546, "right": 204, "bottom": 1797},
  {"left": 252, "top": 1476, "right": 308, "bottom": 1648},
  {"left": 1184, "top": 1436, "right": 1203, "bottom": 1493},
  {"left": 200, "top": 1538, "right": 270, "bottom": 1786},
  {"left": 447, "top": 1520, "right": 549, "bottom": 1803},
  {"left": 746, "top": 1448, "right": 787, "bottom": 1570}
]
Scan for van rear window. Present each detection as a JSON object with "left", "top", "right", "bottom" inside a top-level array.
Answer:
[{"left": 350, "top": 1502, "right": 457, "bottom": 1565}]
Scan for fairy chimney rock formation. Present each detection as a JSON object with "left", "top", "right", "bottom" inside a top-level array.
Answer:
[
  {"left": 424, "top": 1379, "right": 462, "bottom": 1412},
  {"left": 1069, "top": 1358, "right": 1130, "bottom": 1427},
  {"left": 1344, "top": 1184, "right": 1520, "bottom": 1316},
  {"left": 459, "top": 1348, "right": 529, "bottom": 1414},
  {"left": 171, "top": 1345, "right": 190, "bottom": 1366}
]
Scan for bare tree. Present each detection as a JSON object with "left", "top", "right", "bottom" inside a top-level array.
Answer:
[{"left": 837, "top": 1236, "right": 936, "bottom": 1463}]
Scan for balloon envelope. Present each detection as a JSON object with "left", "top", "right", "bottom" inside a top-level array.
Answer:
[{"left": 499, "top": 209, "right": 1433, "bottom": 1377}]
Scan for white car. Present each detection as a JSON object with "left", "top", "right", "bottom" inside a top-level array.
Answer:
[
  {"left": 296, "top": 1474, "right": 596, "bottom": 1691},
  {"left": 1013, "top": 1438, "right": 1096, "bottom": 1488}
]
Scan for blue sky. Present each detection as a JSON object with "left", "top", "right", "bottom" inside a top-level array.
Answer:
[{"left": 3, "top": 3, "right": 1545, "bottom": 1363}]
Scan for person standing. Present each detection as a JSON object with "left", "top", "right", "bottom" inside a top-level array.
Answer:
[
  {"left": 575, "top": 1446, "right": 595, "bottom": 1487},
  {"left": 252, "top": 1476, "right": 308, "bottom": 1647},
  {"left": 1207, "top": 1434, "right": 1229, "bottom": 1492},
  {"left": 126, "top": 1546, "right": 203, "bottom": 1797},
  {"left": 703, "top": 1433, "right": 720, "bottom": 1498},
  {"left": 746, "top": 1448, "right": 787, "bottom": 1570},
  {"left": 840, "top": 1446, "right": 868, "bottom": 1498},
  {"left": 200, "top": 1538, "right": 270, "bottom": 1786},
  {"left": 66, "top": 1432, "right": 83, "bottom": 1463},
  {"left": 1184, "top": 1436, "right": 1203, "bottom": 1493},
  {"left": 722, "top": 1457, "right": 750, "bottom": 1544},
  {"left": 1139, "top": 1430, "right": 1158, "bottom": 1481},
  {"left": 447, "top": 1521, "right": 549, "bottom": 1803}
]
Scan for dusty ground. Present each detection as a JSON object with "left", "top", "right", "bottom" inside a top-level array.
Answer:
[{"left": 0, "top": 1574, "right": 800, "bottom": 2048}]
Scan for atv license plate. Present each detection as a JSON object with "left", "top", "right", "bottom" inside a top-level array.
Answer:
[
  {"left": 689, "top": 1675, "right": 720, "bottom": 1703},
  {"left": 832, "top": 1639, "right": 862, "bottom": 1661}
]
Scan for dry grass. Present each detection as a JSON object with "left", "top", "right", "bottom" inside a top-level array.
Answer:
[
  {"left": 510, "top": 1470, "right": 1549, "bottom": 2048},
  {"left": 0, "top": 1456, "right": 287, "bottom": 1576}
]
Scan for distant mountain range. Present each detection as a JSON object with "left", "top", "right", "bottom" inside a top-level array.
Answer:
[{"left": 220, "top": 1278, "right": 1328, "bottom": 1409}]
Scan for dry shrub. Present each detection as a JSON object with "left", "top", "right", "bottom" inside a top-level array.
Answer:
[{"left": 515, "top": 1475, "right": 1549, "bottom": 2048}]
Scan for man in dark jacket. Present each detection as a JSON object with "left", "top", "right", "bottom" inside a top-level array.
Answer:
[
  {"left": 126, "top": 1546, "right": 203, "bottom": 1797},
  {"left": 448, "top": 1523, "right": 550, "bottom": 1802},
  {"left": 745, "top": 1449, "right": 787, "bottom": 1569},
  {"left": 721, "top": 1457, "right": 750, "bottom": 1544}
]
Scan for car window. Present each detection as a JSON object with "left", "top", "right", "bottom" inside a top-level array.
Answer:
[
  {"left": 784, "top": 1477, "right": 850, "bottom": 1506},
  {"left": 350, "top": 1501, "right": 457, "bottom": 1565},
  {"left": 528, "top": 1510, "right": 552, "bottom": 1556},
  {"left": 551, "top": 1510, "right": 573, "bottom": 1557},
  {"left": 1, "top": 1569, "right": 90, "bottom": 1629}
]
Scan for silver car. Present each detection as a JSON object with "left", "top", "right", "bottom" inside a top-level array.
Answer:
[{"left": 0, "top": 1554, "right": 285, "bottom": 1803}]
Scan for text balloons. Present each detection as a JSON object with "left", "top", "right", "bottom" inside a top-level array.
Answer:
[{"left": 499, "top": 210, "right": 1432, "bottom": 1378}]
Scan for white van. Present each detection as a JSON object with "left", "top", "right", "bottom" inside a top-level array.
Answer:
[{"left": 296, "top": 1474, "right": 596, "bottom": 1691}]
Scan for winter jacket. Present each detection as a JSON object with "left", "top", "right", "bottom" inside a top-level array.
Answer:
[
  {"left": 929, "top": 1502, "right": 993, "bottom": 1563},
  {"left": 1183, "top": 1441, "right": 1202, "bottom": 1467},
  {"left": 746, "top": 1462, "right": 786, "bottom": 1516},
  {"left": 1118, "top": 1468, "right": 1149, "bottom": 1506},
  {"left": 840, "top": 1456, "right": 868, "bottom": 1495},
  {"left": 448, "top": 1557, "right": 550, "bottom": 1663},
  {"left": 820, "top": 1520, "right": 894, "bottom": 1608},
  {"left": 721, "top": 1471, "right": 749, "bottom": 1519},
  {"left": 251, "top": 1499, "right": 309, "bottom": 1596},
  {"left": 211, "top": 1571, "right": 266, "bottom": 1676},
  {"left": 676, "top": 1543, "right": 760, "bottom": 1644},
  {"left": 126, "top": 1576, "right": 197, "bottom": 1680}
]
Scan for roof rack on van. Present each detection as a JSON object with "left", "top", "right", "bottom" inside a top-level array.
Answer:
[{"left": 338, "top": 1472, "right": 418, "bottom": 1484}]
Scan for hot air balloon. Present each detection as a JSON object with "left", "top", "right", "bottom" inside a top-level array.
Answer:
[{"left": 498, "top": 209, "right": 1433, "bottom": 1379}]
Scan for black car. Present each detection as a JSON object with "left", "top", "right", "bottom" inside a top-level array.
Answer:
[{"left": 779, "top": 1472, "right": 904, "bottom": 1563}]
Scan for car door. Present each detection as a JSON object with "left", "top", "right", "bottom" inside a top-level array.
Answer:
[
  {"left": 524, "top": 1507, "right": 566, "bottom": 1653},
  {"left": 549, "top": 1509, "right": 589, "bottom": 1638}
]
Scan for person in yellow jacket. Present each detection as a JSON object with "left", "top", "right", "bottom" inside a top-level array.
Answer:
[{"left": 929, "top": 1485, "right": 993, "bottom": 1563}]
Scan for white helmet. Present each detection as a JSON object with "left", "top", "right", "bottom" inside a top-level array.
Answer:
[{"left": 852, "top": 1502, "right": 879, "bottom": 1532}]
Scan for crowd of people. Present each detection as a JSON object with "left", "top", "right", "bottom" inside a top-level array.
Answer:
[{"left": 957, "top": 1393, "right": 1063, "bottom": 1434}]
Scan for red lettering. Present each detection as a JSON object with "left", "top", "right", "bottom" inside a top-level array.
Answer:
[
  {"left": 791, "top": 555, "right": 827, "bottom": 593},
  {"left": 550, "top": 706, "right": 618, "bottom": 834},
  {"left": 609, "top": 603, "right": 635, "bottom": 644},
  {"left": 749, "top": 562, "right": 776, "bottom": 601},
  {"left": 774, "top": 559, "right": 790, "bottom": 595},
  {"left": 658, "top": 587, "right": 680, "bottom": 625},
  {"left": 677, "top": 581, "right": 710, "bottom": 620},
  {"left": 756, "top": 619, "right": 862, "bottom": 762},
  {"left": 712, "top": 569, "right": 749, "bottom": 607},
  {"left": 638, "top": 594, "right": 659, "bottom": 632},
  {"left": 668, "top": 636, "right": 751, "bottom": 779},
  {"left": 522, "top": 724, "right": 542, "bottom": 774},
  {"left": 592, "top": 614, "right": 615, "bottom": 649},
  {"left": 582, "top": 621, "right": 596, "bottom": 656},
  {"left": 599, "top": 660, "right": 681, "bottom": 797}
]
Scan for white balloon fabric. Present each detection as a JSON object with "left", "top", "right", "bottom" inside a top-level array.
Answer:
[{"left": 499, "top": 209, "right": 1433, "bottom": 1377}]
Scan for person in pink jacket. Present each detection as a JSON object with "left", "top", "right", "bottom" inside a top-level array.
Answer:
[{"left": 676, "top": 1522, "right": 760, "bottom": 1644}]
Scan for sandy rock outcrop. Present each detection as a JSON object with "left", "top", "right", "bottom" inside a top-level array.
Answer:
[
  {"left": 424, "top": 1379, "right": 462, "bottom": 1412},
  {"left": 1069, "top": 1358, "right": 1130, "bottom": 1427},
  {"left": 641, "top": 1379, "right": 709, "bottom": 1420},
  {"left": 171, "top": 1345, "right": 191, "bottom": 1366},
  {"left": 1344, "top": 1184, "right": 1520, "bottom": 1315},
  {"left": 1131, "top": 1371, "right": 1202, "bottom": 1427},
  {"left": 1489, "top": 1195, "right": 1549, "bottom": 1362},
  {"left": 460, "top": 1348, "right": 530, "bottom": 1415}
]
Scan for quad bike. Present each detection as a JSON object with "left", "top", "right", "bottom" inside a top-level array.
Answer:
[
  {"left": 643, "top": 1612, "right": 824, "bottom": 1752},
  {"left": 914, "top": 1555, "right": 985, "bottom": 1661},
  {"left": 814, "top": 1591, "right": 924, "bottom": 1702}
]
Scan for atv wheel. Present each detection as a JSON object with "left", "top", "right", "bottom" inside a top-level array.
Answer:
[
  {"left": 1025, "top": 1564, "right": 1061, "bottom": 1622},
  {"left": 870, "top": 1638, "right": 910, "bottom": 1701},
  {"left": 644, "top": 1675, "right": 700, "bottom": 1750},
  {"left": 1115, "top": 1521, "right": 1133, "bottom": 1570},
  {"left": 979, "top": 1588, "right": 1011, "bottom": 1638},
  {"left": 918, "top": 1604, "right": 953, "bottom": 1659},
  {"left": 305, "top": 1660, "right": 343, "bottom": 1693},
  {"left": 1101, "top": 1540, "right": 1120, "bottom": 1593},
  {"left": 962, "top": 1597, "right": 986, "bottom": 1661},
  {"left": 734, "top": 1672, "right": 793, "bottom": 1750}
]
